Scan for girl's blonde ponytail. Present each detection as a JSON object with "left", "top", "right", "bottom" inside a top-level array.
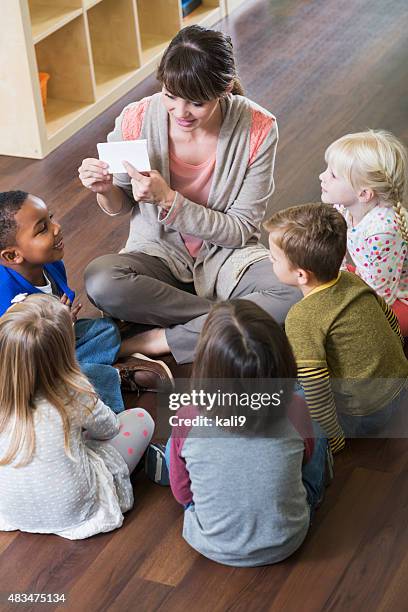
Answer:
[{"left": 393, "top": 201, "right": 408, "bottom": 243}]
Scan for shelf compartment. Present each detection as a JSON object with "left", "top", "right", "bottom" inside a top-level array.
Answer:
[
  {"left": 44, "top": 99, "right": 93, "bottom": 138},
  {"left": 93, "top": 65, "right": 140, "bottom": 99},
  {"left": 83, "top": 0, "right": 104, "bottom": 8},
  {"left": 87, "top": 0, "right": 140, "bottom": 99},
  {"left": 182, "top": 0, "right": 221, "bottom": 27},
  {"left": 34, "top": 15, "right": 95, "bottom": 137},
  {"left": 137, "top": 0, "right": 181, "bottom": 64},
  {"left": 28, "top": 0, "right": 83, "bottom": 43}
]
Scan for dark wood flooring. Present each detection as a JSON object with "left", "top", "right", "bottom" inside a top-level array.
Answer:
[{"left": 1, "top": 0, "right": 408, "bottom": 610}]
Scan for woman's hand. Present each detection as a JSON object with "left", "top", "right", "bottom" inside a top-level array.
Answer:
[
  {"left": 78, "top": 158, "right": 113, "bottom": 194},
  {"left": 122, "top": 161, "right": 175, "bottom": 209}
]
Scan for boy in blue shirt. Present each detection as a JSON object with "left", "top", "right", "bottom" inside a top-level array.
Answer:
[{"left": 0, "top": 191, "right": 173, "bottom": 411}]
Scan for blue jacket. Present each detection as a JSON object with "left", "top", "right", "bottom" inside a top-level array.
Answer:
[{"left": 0, "top": 261, "right": 75, "bottom": 316}]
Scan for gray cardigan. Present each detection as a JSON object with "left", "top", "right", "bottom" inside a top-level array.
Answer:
[{"left": 105, "top": 93, "right": 278, "bottom": 300}]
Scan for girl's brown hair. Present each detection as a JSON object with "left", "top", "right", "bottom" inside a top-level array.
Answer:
[
  {"left": 0, "top": 294, "right": 97, "bottom": 467},
  {"left": 156, "top": 25, "right": 244, "bottom": 102},
  {"left": 191, "top": 300, "right": 297, "bottom": 432}
]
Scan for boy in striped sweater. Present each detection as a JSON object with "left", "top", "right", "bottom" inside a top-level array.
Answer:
[{"left": 264, "top": 203, "right": 408, "bottom": 453}]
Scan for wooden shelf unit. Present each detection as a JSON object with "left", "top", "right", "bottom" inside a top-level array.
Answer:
[
  {"left": 28, "top": 0, "right": 83, "bottom": 43},
  {"left": 35, "top": 15, "right": 95, "bottom": 138},
  {"left": 83, "top": 0, "right": 104, "bottom": 8},
  {"left": 2, "top": 0, "right": 230, "bottom": 159},
  {"left": 137, "top": 0, "right": 181, "bottom": 64},
  {"left": 183, "top": 0, "right": 222, "bottom": 27},
  {"left": 87, "top": 0, "right": 141, "bottom": 99}
]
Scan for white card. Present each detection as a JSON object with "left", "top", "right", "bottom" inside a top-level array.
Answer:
[{"left": 97, "top": 140, "right": 151, "bottom": 174}]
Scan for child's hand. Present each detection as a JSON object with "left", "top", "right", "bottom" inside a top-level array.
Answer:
[
  {"left": 78, "top": 158, "right": 113, "bottom": 194},
  {"left": 60, "top": 294, "right": 82, "bottom": 323},
  {"left": 70, "top": 302, "right": 82, "bottom": 323}
]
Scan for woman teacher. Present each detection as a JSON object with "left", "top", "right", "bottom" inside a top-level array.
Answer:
[{"left": 78, "top": 25, "right": 300, "bottom": 365}]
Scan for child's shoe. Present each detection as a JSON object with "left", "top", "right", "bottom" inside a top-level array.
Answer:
[{"left": 144, "top": 442, "right": 170, "bottom": 486}]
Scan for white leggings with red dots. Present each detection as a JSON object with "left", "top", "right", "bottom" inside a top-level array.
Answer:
[{"left": 106, "top": 408, "right": 155, "bottom": 474}]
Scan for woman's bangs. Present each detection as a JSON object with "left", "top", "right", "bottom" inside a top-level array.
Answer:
[{"left": 163, "top": 66, "right": 217, "bottom": 103}]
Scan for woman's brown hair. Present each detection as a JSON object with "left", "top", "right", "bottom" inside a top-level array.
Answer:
[
  {"left": 0, "top": 294, "right": 97, "bottom": 467},
  {"left": 191, "top": 300, "right": 297, "bottom": 433},
  {"left": 156, "top": 25, "right": 244, "bottom": 102}
]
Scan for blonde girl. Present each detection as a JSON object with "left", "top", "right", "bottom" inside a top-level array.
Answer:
[
  {"left": 320, "top": 130, "right": 408, "bottom": 334},
  {"left": 0, "top": 293, "right": 154, "bottom": 540}
]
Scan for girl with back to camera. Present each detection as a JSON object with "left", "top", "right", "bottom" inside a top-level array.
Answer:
[
  {"left": 79, "top": 25, "right": 300, "bottom": 370},
  {"left": 320, "top": 129, "right": 408, "bottom": 334},
  {"left": 0, "top": 294, "right": 154, "bottom": 539},
  {"left": 165, "top": 300, "right": 331, "bottom": 567}
]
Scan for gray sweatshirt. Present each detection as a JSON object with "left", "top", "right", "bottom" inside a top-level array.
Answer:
[{"left": 169, "top": 399, "right": 312, "bottom": 567}]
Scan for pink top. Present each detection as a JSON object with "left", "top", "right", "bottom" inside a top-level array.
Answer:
[{"left": 169, "top": 151, "right": 216, "bottom": 257}]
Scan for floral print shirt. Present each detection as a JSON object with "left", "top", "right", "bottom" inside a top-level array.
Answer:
[{"left": 335, "top": 205, "right": 408, "bottom": 305}]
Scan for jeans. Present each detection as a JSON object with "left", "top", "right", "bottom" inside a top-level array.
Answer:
[
  {"left": 165, "top": 437, "right": 171, "bottom": 470},
  {"left": 293, "top": 390, "right": 328, "bottom": 515},
  {"left": 338, "top": 384, "right": 407, "bottom": 437},
  {"left": 301, "top": 427, "right": 328, "bottom": 519},
  {"left": 74, "top": 318, "right": 124, "bottom": 413}
]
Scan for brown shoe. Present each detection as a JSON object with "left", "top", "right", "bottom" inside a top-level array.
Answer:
[{"left": 115, "top": 353, "right": 175, "bottom": 393}]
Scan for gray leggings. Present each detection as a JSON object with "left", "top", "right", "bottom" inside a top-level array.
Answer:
[
  {"left": 97, "top": 408, "right": 154, "bottom": 473},
  {"left": 84, "top": 252, "right": 301, "bottom": 364}
]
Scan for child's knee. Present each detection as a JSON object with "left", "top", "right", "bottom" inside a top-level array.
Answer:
[
  {"left": 140, "top": 410, "right": 155, "bottom": 437},
  {"left": 136, "top": 408, "right": 155, "bottom": 436},
  {"left": 119, "top": 408, "right": 155, "bottom": 438}
]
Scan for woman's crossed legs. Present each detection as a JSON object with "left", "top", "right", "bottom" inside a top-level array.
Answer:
[{"left": 85, "top": 252, "right": 301, "bottom": 364}]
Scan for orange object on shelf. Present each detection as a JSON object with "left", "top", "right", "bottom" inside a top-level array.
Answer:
[{"left": 38, "top": 72, "right": 50, "bottom": 108}]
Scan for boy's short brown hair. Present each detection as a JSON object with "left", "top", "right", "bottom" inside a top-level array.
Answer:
[{"left": 263, "top": 203, "right": 347, "bottom": 282}]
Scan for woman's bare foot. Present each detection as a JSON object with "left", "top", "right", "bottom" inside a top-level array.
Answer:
[{"left": 119, "top": 328, "right": 170, "bottom": 358}]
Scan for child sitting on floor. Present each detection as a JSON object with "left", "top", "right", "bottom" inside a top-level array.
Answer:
[
  {"left": 0, "top": 294, "right": 154, "bottom": 539},
  {"left": 264, "top": 203, "right": 408, "bottom": 454},
  {"left": 165, "top": 299, "right": 330, "bottom": 567},
  {"left": 0, "top": 191, "right": 173, "bottom": 410},
  {"left": 320, "top": 130, "right": 408, "bottom": 334}
]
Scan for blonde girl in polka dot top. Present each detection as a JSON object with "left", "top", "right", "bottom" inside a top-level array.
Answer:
[
  {"left": 0, "top": 294, "right": 154, "bottom": 539},
  {"left": 320, "top": 130, "right": 408, "bottom": 335}
]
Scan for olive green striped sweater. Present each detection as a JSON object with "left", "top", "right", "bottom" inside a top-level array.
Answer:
[{"left": 285, "top": 272, "right": 408, "bottom": 453}]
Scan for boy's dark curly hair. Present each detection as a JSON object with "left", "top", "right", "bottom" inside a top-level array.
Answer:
[{"left": 0, "top": 191, "right": 28, "bottom": 250}]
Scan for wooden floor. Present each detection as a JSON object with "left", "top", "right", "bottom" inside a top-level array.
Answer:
[{"left": 1, "top": 0, "right": 408, "bottom": 610}]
